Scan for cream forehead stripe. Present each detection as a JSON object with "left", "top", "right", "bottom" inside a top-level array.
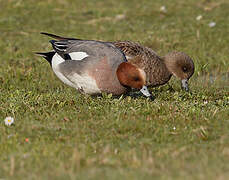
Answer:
[
  {"left": 125, "top": 55, "right": 132, "bottom": 60},
  {"left": 69, "top": 52, "right": 89, "bottom": 61},
  {"left": 138, "top": 68, "right": 146, "bottom": 82}
]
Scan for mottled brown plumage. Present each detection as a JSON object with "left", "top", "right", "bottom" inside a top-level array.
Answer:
[{"left": 113, "top": 41, "right": 195, "bottom": 90}]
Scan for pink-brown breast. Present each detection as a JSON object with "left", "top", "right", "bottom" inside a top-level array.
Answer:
[{"left": 87, "top": 56, "right": 127, "bottom": 95}]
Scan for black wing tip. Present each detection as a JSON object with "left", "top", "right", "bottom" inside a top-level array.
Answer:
[
  {"left": 40, "top": 32, "right": 65, "bottom": 40},
  {"left": 40, "top": 32, "right": 49, "bottom": 35},
  {"left": 40, "top": 32, "right": 57, "bottom": 36},
  {"left": 40, "top": 32, "right": 57, "bottom": 38},
  {"left": 40, "top": 31, "right": 80, "bottom": 41}
]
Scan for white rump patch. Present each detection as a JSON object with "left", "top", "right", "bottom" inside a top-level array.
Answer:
[
  {"left": 69, "top": 52, "right": 89, "bottom": 61},
  {"left": 52, "top": 53, "right": 65, "bottom": 68},
  {"left": 52, "top": 53, "right": 76, "bottom": 88}
]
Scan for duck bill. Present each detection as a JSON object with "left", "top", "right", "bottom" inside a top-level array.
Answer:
[
  {"left": 140, "top": 85, "right": 152, "bottom": 97},
  {"left": 181, "top": 79, "right": 189, "bottom": 91}
]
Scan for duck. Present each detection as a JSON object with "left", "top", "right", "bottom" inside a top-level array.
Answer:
[
  {"left": 36, "top": 32, "right": 152, "bottom": 98},
  {"left": 113, "top": 41, "right": 195, "bottom": 91}
]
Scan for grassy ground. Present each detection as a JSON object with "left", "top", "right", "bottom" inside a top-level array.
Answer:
[{"left": 0, "top": 0, "right": 228, "bottom": 179}]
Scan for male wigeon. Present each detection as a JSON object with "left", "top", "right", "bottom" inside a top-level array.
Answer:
[
  {"left": 36, "top": 32, "right": 152, "bottom": 98},
  {"left": 113, "top": 41, "right": 195, "bottom": 91}
]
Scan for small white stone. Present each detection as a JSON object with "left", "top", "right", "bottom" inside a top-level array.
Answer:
[
  {"left": 7, "top": 134, "right": 13, "bottom": 138},
  {"left": 173, "top": 126, "right": 176, "bottom": 130},
  {"left": 115, "top": 14, "right": 125, "bottom": 20},
  {"left": 160, "top": 6, "right": 167, "bottom": 13},
  {"left": 204, "top": 101, "right": 208, "bottom": 105},
  {"left": 196, "top": 15, "right": 202, "bottom": 21},
  {"left": 209, "top": 22, "right": 216, "bottom": 27}
]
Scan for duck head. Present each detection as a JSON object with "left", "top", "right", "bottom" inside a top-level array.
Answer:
[
  {"left": 116, "top": 62, "right": 152, "bottom": 98},
  {"left": 164, "top": 52, "right": 194, "bottom": 91}
]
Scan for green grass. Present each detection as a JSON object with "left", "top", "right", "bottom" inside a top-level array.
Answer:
[{"left": 0, "top": 0, "right": 229, "bottom": 179}]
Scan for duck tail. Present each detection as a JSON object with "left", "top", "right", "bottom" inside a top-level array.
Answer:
[
  {"left": 40, "top": 32, "right": 80, "bottom": 40},
  {"left": 35, "top": 51, "right": 55, "bottom": 65}
]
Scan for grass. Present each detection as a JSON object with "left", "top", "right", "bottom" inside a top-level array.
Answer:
[{"left": 0, "top": 0, "right": 229, "bottom": 179}]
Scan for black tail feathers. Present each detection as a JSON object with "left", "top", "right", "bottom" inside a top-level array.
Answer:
[{"left": 35, "top": 51, "right": 55, "bottom": 65}]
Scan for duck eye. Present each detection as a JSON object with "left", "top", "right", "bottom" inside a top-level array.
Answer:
[
  {"left": 182, "top": 67, "right": 187, "bottom": 72},
  {"left": 133, "top": 77, "right": 140, "bottom": 81}
]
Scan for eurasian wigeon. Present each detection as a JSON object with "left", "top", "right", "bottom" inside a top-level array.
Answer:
[
  {"left": 113, "top": 41, "right": 195, "bottom": 91},
  {"left": 36, "top": 33, "right": 152, "bottom": 98}
]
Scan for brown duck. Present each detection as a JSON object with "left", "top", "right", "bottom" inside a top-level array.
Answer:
[
  {"left": 39, "top": 33, "right": 194, "bottom": 91},
  {"left": 113, "top": 41, "right": 195, "bottom": 91}
]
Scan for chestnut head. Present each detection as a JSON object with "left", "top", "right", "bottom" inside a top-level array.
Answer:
[{"left": 116, "top": 62, "right": 152, "bottom": 97}]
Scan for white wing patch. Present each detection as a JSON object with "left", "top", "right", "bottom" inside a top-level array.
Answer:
[{"left": 69, "top": 52, "right": 89, "bottom": 61}]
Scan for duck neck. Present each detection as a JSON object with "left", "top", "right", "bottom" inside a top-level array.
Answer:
[
  {"left": 161, "top": 56, "right": 174, "bottom": 75},
  {"left": 145, "top": 56, "right": 172, "bottom": 86}
]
